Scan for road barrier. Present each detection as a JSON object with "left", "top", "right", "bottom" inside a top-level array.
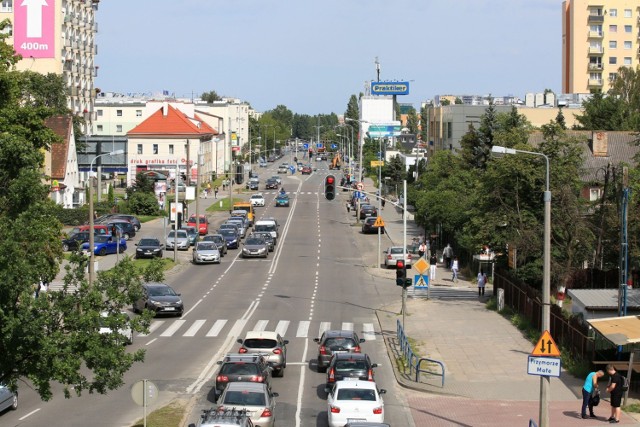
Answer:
[{"left": 396, "top": 319, "right": 445, "bottom": 387}]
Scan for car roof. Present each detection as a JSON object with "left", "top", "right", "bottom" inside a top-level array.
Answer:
[
  {"left": 331, "top": 352, "right": 368, "bottom": 361},
  {"left": 334, "top": 380, "right": 378, "bottom": 390},
  {"left": 323, "top": 330, "right": 358, "bottom": 338},
  {"left": 224, "top": 382, "right": 269, "bottom": 392},
  {"left": 143, "top": 282, "right": 170, "bottom": 289},
  {"left": 243, "top": 330, "right": 279, "bottom": 340},
  {"left": 223, "top": 353, "right": 264, "bottom": 362}
]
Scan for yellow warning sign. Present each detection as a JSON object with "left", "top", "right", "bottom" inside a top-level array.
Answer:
[
  {"left": 413, "top": 258, "right": 429, "bottom": 275},
  {"left": 531, "top": 330, "right": 561, "bottom": 357},
  {"left": 373, "top": 216, "right": 385, "bottom": 227}
]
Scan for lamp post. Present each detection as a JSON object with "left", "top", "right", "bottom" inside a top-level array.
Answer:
[
  {"left": 88, "top": 149, "right": 124, "bottom": 285},
  {"left": 345, "top": 118, "right": 369, "bottom": 223},
  {"left": 492, "top": 145, "right": 551, "bottom": 427},
  {"left": 249, "top": 136, "right": 261, "bottom": 174}
]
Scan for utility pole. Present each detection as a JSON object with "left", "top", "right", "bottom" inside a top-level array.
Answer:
[{"left": 374, "top": 56, "right": 380, "bottom": 82}]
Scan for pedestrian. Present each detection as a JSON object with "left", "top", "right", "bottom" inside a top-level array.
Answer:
[
  {"left": 429, "top": 252, "right": 437, "bottom": 283},
  {"left": 207, "top": 182, "right": 212, "bottom": 196},
  {"left": 214, "top": 186, "right": 219, "bottom": 199},
  {"left": 418, "top": 242, "right": 427, "bottom": 259},
  {"left": 477, "top": 269, "right": 487, "bottom": 296},
  {"left": 443, "top": 244, "right": 453, "bottom": 269},
  {"left": 451, "top": 257, "right": 459, "bottom": 283},
  {"left": 581, "top": 370, "right": 604, "bottom": 419},
  {"left": 605, "top": 364, "right": 624, "bottom": 423},
  {"left": 346, "top": 203, "right": 351, "bottom": 213},
  {"left": 381, "top": 198, "right": 385, "bottom": 209}
]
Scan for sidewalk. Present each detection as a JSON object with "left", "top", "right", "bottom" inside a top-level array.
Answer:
[{"left": 357, "top": 177, "right": 640, "bottom": 426}]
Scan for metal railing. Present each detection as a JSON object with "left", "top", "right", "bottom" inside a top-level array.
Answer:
[{"left": 396, "top": 319, "right": 445, "bottom": 387}]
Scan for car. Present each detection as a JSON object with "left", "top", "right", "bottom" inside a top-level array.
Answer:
[
  {"left": 250, "top": 231, "right": 274, "bottom": 251},
  {"left": 259, "top": 160, "right": 268, "bottom": 168},
  {"left": 326, "top": 380, "right": 386, "bottom": 427},
  {"left": 98, "top": 311, "right": 133, "bottom": 345},
  {"left": 321, "top": 154, "right": 328, "bottom": 161},
  {"left": 316, "top": 156, "right": 322, "bottom": 162},
  {"left": 301, "top": 165, "right": 312, "bottom": 174},
  {"left": 383, "top": 246, "right": 413, "bottom": 269},
  {"left": 188, "top": 214, "right": 209, "bottom": 235},
  {"left": 82, "top": 234, "right": 127, "bottom": 256},
  {"left": 166, "top": 229, "right": 190, "bottom": 251},
  {"left": 265, "top": 178, "right": 279, "bottom": 190},
  {"left": 359, "top": 204, "right": 378, "bottom": 219},
  {"left": 325, "top": 353, "right": 377, "bottom": 392},
  {"left": 237, "top": 331, "right": 288, "bottom": 377},
  {"left": 250, "top": 193, "right": 265, "bottom": 207},
  {"left": 182, "top": 226, "right": 200, "bottom": 246},
  {"left": 241, "top": 236, "right": 269, "bottom": 258},
  {"left": 218, "top": 228, "right": 240, "bottom": 249},
  {"left": 214, "top": 354, "right": 272, "bottom": 399},
  {"left": 72, "top": 224, "right": 109, "bottom": 235},
  {"left": 216, "top": 382, "right": 278, "bottom": 427},
  {"left": 344, "top": 423, "right": 390, "bottom": 427},
  {"left": 220, "top": 223, "right": 243, "bottom": 239},
  {"left": 277, "top": 165, "right": 288, "bottom": 174},
  {"left": 62, "top": 231, "right": 91, "bottom": 252},
  {"left": 314, "top": 330, "right": 365, "bottom": 372},
  {"left": 110, "top": 214, "right": 142, "bottom": 231},
  {"left": 231, "top": 202, "right": 255, "bottom": 226},
  {"left": 202, "top": 234, "right": 228, "bottom": 256},
  {"left": 246, "top": 178, "right": 259, "bottom": 191},
  {"left": 133, "top": 282, "right": 183, "bottom": 317},
  {"left": 190, "top": 407, "right": 255, "bottom": 427},
  {"left": 275, "top": 194, "right": 289, "bottom": 207},
  {"left": 362, "top": 217, "right": 384, "bottom": 234},
  {"left": 105, "top": 219, "right": 136, "bottom": 240},
  {"left": 135, "top": 237, "right": 164, "bottom": 259},
  {"left": 253, "top": 219, "right": 278, "bottom": 240},
  {"left": 193, "top": 241, "right": 221, "bottom": 264},
  {"left": 225, "top": 218, "right": 248, "bottom": 237},
  {"left": 0, "top": 384, "right": 17, "bottom": 413},
  {"left": 297, "top": 162, "right": 304, "bottom": 171},
  {"left": 271, "top": 176, "right": 282, "bottom": 185}
]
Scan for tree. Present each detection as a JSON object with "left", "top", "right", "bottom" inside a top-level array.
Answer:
[
  {"left": 454, "top": 97, "right": 463, "bottom": 105},
  {"left": 344, "top": 94, "right": 359, "bottom": 139},
  {"left": 555, "top": 107, "right": 567, "bottom": 130},
  {"left": 573, "top": 92, "right": 628, "bottom": 130},
  {"left": 406, "top": 107, "right": 419, "bottom": 135},
  {"left": 419, "top": 105, "right": 429, "bottom": 142},
  {"left": 201, "top": 90, "right": 222, "bottom": 103},
  {"left": 441, "top": 99, "right": 451, "bottom": 106}
]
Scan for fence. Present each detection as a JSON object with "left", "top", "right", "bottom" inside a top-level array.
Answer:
[
  {"left": 494, "top": 270, "right": 595, "bottom": 362},
  {"left": 396, "top": 319, "right": 445, "bottom": 386}
]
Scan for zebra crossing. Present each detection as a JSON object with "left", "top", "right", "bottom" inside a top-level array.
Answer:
[
  {"left": 138, "top": 318, "right": 378, "bottom": 341},
  {"left": 262, "top": 191, "right": 320, "bottom": 195}
]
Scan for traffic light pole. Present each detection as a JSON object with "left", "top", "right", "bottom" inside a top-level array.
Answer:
[{"left": 402, "top": 179, "right": 407, "bottom": 329}]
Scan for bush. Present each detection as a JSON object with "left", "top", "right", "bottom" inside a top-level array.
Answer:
[
  {"left": 127, "top": 191, "right": 160, "bottom": 216},
  {"left": 53, "top": 204, "right": 90, "bottom": 226}
]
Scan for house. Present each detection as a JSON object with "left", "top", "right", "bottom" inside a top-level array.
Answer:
[
  {"left": 567, "top": 288, "right": 640, "bottom": 320},
  {"left": 44, "top": 116, "right": 81, "bottom": 208}
]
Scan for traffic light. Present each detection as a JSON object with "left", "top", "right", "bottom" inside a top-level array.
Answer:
[
  {"left": 235, "top": 165, "right": 244, "bottom": 185},
  {"left": 396, "top": 260, "right": 406, "bottom": 286},
  {"left": 324, "top": 175, "right": 335, "bottom": 200}
]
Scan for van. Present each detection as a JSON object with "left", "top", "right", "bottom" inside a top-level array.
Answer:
[
  {"left": 72, "top": 224, "right": 108, "bottom": 235},
  {"left": 254, "top": 219, "right": 278, "bottom": 240},
  {"left": 232, "top": 202, "right": 254, "bottom": 225}
]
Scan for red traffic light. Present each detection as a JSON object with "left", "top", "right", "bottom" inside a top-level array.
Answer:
[
  {"left": 396, "top": 260, "right": 405, "bottom": 269},
  {"left": 327, "top": 176, "right": 334, "bottom": 184}
]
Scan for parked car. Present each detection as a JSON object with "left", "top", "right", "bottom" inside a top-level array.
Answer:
[
  {"left": 135, "top": 237, "right": 164, "bottom": 259},
  {"left": 166, "top": 229, "right": 190, "bottom": 251},
  {"left": 250, "top": 232, "right": 274, "bottom": 251},
  {"left": 359, "top": 204, "right": 378, "bottom": 219},
  {"left": 62, "top": 231, "right": 91, "bottom": 252},
  {"left": 241, "top": 236, "right": 269, "bottom": 259},
  {"left": 202, "top": 234, "right": 228, "bottom": 256},
  {"left": 218, "top": 228, "right": 240, "bottom": 249},
  {"left": 237, "top": 331, "right": 288, "bottom": 377},
  {"left": 193, "top": 241, "right": 221, "bottom": 264},
  {"left": 182, "top": 226, "right": 199, "bottom": 246},
  {"left": 133, "top": 282, "right": 183, "bottom": 317},
  {"left": 383, "top": 246, "right": 413, "bottom": 268},
  {"left": 326, "top": 380, "right": 386, "bottom": 427},
  {"left": 214, "top": 354, "right": 272, "bottom": 400},
  {"left": 217, "top": 382, "right": 278, "bottom": 427},
  {"left": 0, "top": 384, "right": 18, "bottom": 413},
  {"left": 265, "top": 178, "right": 279, "bottom": 190},
  {"left": 188, "top": 214, "right": 209, "bottom": 235},
  {"left": 82, "top": 234, "right": 127, "bottom": 256},
  {"left": 98, "top": 311, "right": 133, "bottom": 345},
  {"left": 325, "top": 353, "right": 377, "bottom": 392},
  {"left": 362, "top": 216, "right": 384, "bottom": 234},
  {"left": 110, "top": 214, "right": 142, "bottom": 231},
  {"left": 250, "top": 193, "right": 265, "bottom": 207},
  {"left": 105, "top": 219, "right": 136, "bottom": 240},
  {"left": 275, "top": 194, "right": 289, "bottom": 207},
  {"left": 314, "top": 330, "right": 365, "bottom": 372}
]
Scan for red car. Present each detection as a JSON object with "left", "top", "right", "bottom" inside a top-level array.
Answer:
[
  {"left": 187, "top": 214, "right": 209, "bottom": 235},
  {"left": 301, "top": 165, "right": 312, "bottom": 175}
]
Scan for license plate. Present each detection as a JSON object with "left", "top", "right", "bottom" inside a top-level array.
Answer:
[
  {"left": 347, "top": 419, "right": 366, "bottom": 422},
  {"left": 164, "top": 307, "right": 175, "bottom": 311}
]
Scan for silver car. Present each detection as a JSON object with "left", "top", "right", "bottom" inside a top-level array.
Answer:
[
  {"left": 0, "top": 384, "right": 17, "bottom": 413},
  {"left": 166, "top": 229, "right": 190, "bottom": 251},
  {"left": 241, "top": 237, "right": 269, "bottom": 258},
  {"left": 217, "top": 382, "right": 278, "bottom": 427},
  {"left": 193, "top": 241, "right": 221, "bottom": 264},
  {"left": 383, "top": 246, "right": 414, "bottom": 268},
  {"left": 237, "top": 330, "right": 288, "bottom": 377},
  {"left": 225, "top": 219, "right": 247, "bottom": 238}
]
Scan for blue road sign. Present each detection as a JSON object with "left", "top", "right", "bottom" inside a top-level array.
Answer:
[
  {"left": 288, "top": 165, "right": 296, "bottom": 174},
  {"left": 303, "top": 143, "right": 309, "bottom": 150},
  {"left": 316, "top": 143, "right": 323, "bottom": 149},
  {"left": 331, "top": 144, "right": 337, "bottom": 149},
  {"left": 414, "top": 274, "right": 429, "bottom": 289}
]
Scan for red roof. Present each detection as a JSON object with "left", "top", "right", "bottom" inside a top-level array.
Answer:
[
  {"left": 128, "top": 104, "right": 218, "bottom": 136},
  {"left": 44, "top": 115, "right": 73, "bottom": 180}
]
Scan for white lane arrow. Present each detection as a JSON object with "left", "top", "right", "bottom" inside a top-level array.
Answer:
[{"left": 21, "top": 0, "right": 48, "bottom": 39}]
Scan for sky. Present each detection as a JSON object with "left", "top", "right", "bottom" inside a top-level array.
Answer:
[{"left": 95, "top": 0, "right": 560, "bottom": 116}]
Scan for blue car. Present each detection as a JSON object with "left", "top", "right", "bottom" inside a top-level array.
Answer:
[
  {"left": 275, "top": 194, "right": 290, "bottom": 207},
  {"left": 218, "top": 228, "right": 240, "bottom": 249},
  {"left": 82, "top": 234, "right": 127, "bottom": 256}
]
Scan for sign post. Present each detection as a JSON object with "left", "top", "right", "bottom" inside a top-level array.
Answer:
[{"left": 527, "top": 330, "right": 561, "bottom": 425}]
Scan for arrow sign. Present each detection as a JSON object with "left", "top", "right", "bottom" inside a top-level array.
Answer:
[
  {"left": 531, "top": 330, "right": 561, "bottom": 357},
  {"left": 303, "top": 143, "right": 309, "bottom": 150},
  {"left": 22, "top": 0, "right": 48, "bottom": 38}
]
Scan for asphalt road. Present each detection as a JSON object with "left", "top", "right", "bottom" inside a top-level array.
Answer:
[{"left": 3, "top": 160, "right": 414, "bottom": 427}]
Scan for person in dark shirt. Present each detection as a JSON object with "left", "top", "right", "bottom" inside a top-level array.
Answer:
[{"left": 605, "top": 364, "right": 624, "bottom": 423}]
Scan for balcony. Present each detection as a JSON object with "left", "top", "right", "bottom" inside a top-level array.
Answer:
[
  {"left": 588, "top": 30, "right": 603, "bottom": 38},
  {"left": 588, "top": 14, "right": 604, "bottom": 23},
  {"left": 588, "top": 78, "right": 603, "bottom": 87},
  {"left": 588, "top": 46, "right": 604, "bottom": 55},
  {"left": 588, "top": 63, "right": 603, "bottom": 71}
]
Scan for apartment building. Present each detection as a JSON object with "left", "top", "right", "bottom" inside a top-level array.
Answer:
[
  {"left": 0, "top": 0, "right": 100, "bottom": 132},
  {"left": 562, "top": 0, "right": 640, "bottom": 93}
]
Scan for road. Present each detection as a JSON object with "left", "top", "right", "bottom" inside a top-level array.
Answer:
[{"left": 3, "top": 160, "right": 415, "bottom": 427}]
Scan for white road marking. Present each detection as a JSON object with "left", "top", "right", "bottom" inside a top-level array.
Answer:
[
  {"left": 145, "top": 338, "right": 157, "bottom": 346},
  {"left": 160, "top": 319, "right": 186, "bottom": 337},
  {"left": 318, "top": 321, "right": 331, "bottom": 338},
  {"left": 206, "top": 319, "right": 228, "bottom": 337},
  {"left": 342, "top": 322, "right": 354, "bottom": 331},
  {"left": 19, "top": 408, "right": 41, "bottom": 420},
  {"left": 183, "top": 319, "right": 206, "bottom": 337},
  {"left": 275, "top": 320, "right": 290, "bottom": 337},
  {"left": 363, "top": 323, "right": 376, "bottom": 341},
  {"left": 296, "top": 321, "right": 310, "bottom": 337},
  {"left": 228, "top": 319, "right": 248, "bottom": 337},
  {"left": 253, "top": 319, "right": 269, "bottom": 331},
  {"left": 139, "top": 320, "right": 164, "bottom": 337}
]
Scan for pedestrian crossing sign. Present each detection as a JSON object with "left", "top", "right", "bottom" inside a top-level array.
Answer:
[
  {"left": 414, "top": 274, "right": 428, "bottom": 289},
  {"left": 373, "top": 216, "right": 385, "bottom": 227}
]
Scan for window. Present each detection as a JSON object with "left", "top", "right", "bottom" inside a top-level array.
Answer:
[
  {"left": 97, "top": 109, "right": 103, "bottom": 117},
  {"left": 116, "top": 125, "right": 123, "bottom": 132},
  {"left": 624, "top": 57, "right": 632, "bottom": 65},
  {"left": 169, "top": 144, "right": 174, "bottom": 154},
  {"left": 116, "top": 109, "right": 122, "bottom": 117},
  {"left": 136, "top": 110, "right": 142, "bottom": 117},
  {"left": 0, "top": 1, "right": 12, "bottom": 13},
  {"left": 624, "top": 41, "right": 632, "bottom": 49},
  {"left": 609, "top": 57, "right": 617, "bottom": 65},
  {"left": 96, "top": 125, "right": 103, "bottom": 132},
  {"left": 590, "top": 72, "right": 602, "bottom": 82},
  {"left": 589, "top": 188, "right": 601, "bottom": 202},
  {"left": 153, "top": 144, "right": 158, "bottom": 155},
  {"left": 625, "top": 25, "right": 632, "bottom": 33},
  {"left": 609, "top": 40, "right": 617, "bottom": 49},
  {"left": 609, "top": 73, "right": 618, "bottom": 82},
  {"left": 591, "top": 25, "right": 602, "bottom": 35},
  {"left": 137, "top": 144, "right": 143, "bottom": 155},
  {"left": 609, "top": 25, "right": 617, "bottom": 33},
  {"left": 624, "top": 9, "right": 632, "bottom": 18},
  {"left": 610, "top": 8, "right": 617, "bottom": 17}
]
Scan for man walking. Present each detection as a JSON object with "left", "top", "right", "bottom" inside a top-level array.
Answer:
[{"left": 443, "top": 244, "right": 453, "bottom": 269}]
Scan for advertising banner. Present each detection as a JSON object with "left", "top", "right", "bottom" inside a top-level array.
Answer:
[{"left": 14, "top": 0, "right": 56, "bottom": 58}]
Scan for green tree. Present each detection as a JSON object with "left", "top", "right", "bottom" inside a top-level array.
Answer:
[
  {"left": 344, "top": 94, "right": 360, "bottom": 139},
  {"left": 419, "top": 105, "right": 429, "bottom": 143},
  {"left": 441, "top": 99, "right": 451, "bottom": 106},
  {"left": 127, "top": 191, "right": 159, "bottom": 215},
  {"left": 201, "top": 90, "right": 222, "bottom": 103},
  {"left": 574, "top": 92, "right": 628, "bottom": 130},
  {"left": 556, "top": 107, "right": 567, "bottom": 130},
  {"left": 406, "top": 107, "right": 419, "bottom": 135},
  {"left": 454, "top": 97, "right": 463, "bottom": 105}
]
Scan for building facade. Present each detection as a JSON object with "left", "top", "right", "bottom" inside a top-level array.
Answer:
[{"left": 562, "top": 0, "right": 640, "bottom": 93}]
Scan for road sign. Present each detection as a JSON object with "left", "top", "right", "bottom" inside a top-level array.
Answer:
[
  {"left": 527, "top": 356, "right": 561, "bottom": 377},
  {"left": 413, "top": 258, "right": 429, "bottom": 275},
  {"left": 367, "top": 122, "right": 402, "bottom": 138},
  {"left": 131, "top": 379, "right": 159, "bottom": 406},
  {"left": 303, "top": 143, "right": 309, "bottom": 150},
  {"left": 316, "top": 143, "right": 323, "bottom": 148},
  {"left": 331, "top": 144, "right": 338, "bottom": 149},
  {"left": 370, "top": 160, "right": 384, "bottom": 167},
  {"left": 414, "top": 274, "right": 429, "bottom": 288},
  {"left": 531, "top": 330, "right": 561, "bottom": 357},
  {"left": 371, "top": 81, "right": 410, "bottom": 96},
  {"left": 373, "top": 217, "right": 385, "bottom": 227}
]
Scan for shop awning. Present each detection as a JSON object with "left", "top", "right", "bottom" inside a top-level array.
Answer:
[{"left": 588, "top": 315, "right": 640, "bottom": 346}]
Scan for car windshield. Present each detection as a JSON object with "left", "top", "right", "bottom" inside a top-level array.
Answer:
[
  {"left": 182, "top": 228, "right": 197, "bottom": 235},
  {"left": 251, "top": 195, "right": 262, "bottom": 199},
  {"left": 220, "top": 363, "right": 260, "bottom": 375},
  {"left": 223, "top": 391, "right": 266, "bottom": 406},
  {"left": 245, "top": 238, "right": 265, "bottom": 246},
  {"left": 254, "top": 225, "right": 275, "bottom": 232},
  {"left": 189, "top": 216, "right": 206, "bottom": 223},
  {"left": 147, "top": 285, "right": 176, "bottom": 297},
  {"left": 168, "top": 231, "right": 187, "bottom": 238},
  {"left": 219, "top": 229, "right": 235, "bottom": 236},
  {"left": 197, "top": 242, "right": 217, "bottom": 251},
  {"left": 243, "top": 338, "right": 278, "bottom": 349},
  {"left": 335, "top": 360, "right": 368, "bottom": 371},
  {"left": 324, "top": 337, "right": 357, "bottom": 350},
  {"left": 254, "top": 233, "right": 272, "bottom": 241},
  {"left": 139, "top": 239, "right": 159, "bottom": 246},
  {"left": 390, "top": 248, "right": 405, "bottom": 255},
  {"left": 94, "top": 235, "right": 111, "bottom": 243},
  {"left": 336, "top": 388, "right": 376, "bottom": 401}
]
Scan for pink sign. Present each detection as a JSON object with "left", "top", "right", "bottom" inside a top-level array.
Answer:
[{"left": 14, "top": 0, "right": 56, "bottom": 59}]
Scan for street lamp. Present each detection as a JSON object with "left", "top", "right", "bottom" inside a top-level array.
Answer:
[
  {"left": 345, "top": 118, "right": 369, "bottom": 223},
  {"left": 249, "top": 136, "right": 261, "bottom": 173},
  {"left": 492, "top": 145, "right": 551, "bottom": 427},
  {"left": 88, "top": 149, "right": 124, "bottom": 285}
]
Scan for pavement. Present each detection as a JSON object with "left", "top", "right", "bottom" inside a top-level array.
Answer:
[{"left": 355, "top": 175, "right": 640, "bottom": 426}]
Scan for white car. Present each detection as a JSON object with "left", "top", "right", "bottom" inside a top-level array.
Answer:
[
  {"left": 250, "top": 193, "right": 265, "bottom": 207},
  {"left": 327, "top": 380, "right": 386, "bottom": 427}
]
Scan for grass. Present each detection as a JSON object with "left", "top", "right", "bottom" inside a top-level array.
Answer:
[
  {"left": 138, "top": 215, "right": 162, "bottom": 223},
  {"left": 206, "top": 197, "right": 244, "bottom": 212},
  {"left": 131, "top": 399, "right": 188, "bottom": 427},
  {"left": 623, "top": 403, "right": 640, "bottom": 413},
  {"left": 133, "top": 257, "right": 176, "bottom": 273}
]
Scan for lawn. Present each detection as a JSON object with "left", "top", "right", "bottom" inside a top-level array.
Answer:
[
  {"left": 206, "top": 197, "right": 244, "bottom": 212},
  {"left": 131, "top": 399, "right": 188, "bottom": 427},
  {"left": 132, "top": 257, "right": 176, "bottom": 273}
]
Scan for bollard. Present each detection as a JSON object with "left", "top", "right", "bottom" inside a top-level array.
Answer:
[{"left": 219, "top": 201, "right": 223, "bottom": 208}]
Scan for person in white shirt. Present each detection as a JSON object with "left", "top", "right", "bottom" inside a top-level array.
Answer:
[
  {"left": 451, "top": 257, "right": 459, "bottom": 283},
  {"left": 477, "top": 269, "right": 487, "bottom": 296}
]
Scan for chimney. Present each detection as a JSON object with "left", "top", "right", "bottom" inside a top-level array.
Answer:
[
  {"left": 592, "top": 131, "right": 608, "bottom": 157},
  {"left": 162, "top": 102, "right": 168, "bottom": 117}
]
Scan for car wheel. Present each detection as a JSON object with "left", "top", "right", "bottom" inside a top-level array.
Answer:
[
  {"left": 99, "top": 247, "right": 107, "bottom": 256},
  {"left": 317, "top": 360, "right": 326, "bottom": 373},
  {"left": 274, "top": 368, "right": 284, "bottom": 378},
  {"left": 135, "top": 225, "right": 141, "bottom": 232},
  {"left": 123, "top": 233, "right": 130, "bottom": 240},
  {"left": 119, "top": 246, "right": 126, "bottom": 253},
  {"left": 132, "top": 304, "right": 139, "bottom": 314},
  {"left": 10, "top": 393, "right": 17, "bottom": 410},
  {"left": 62, "top": 243, "right": 69, "bottom": 252},
  {"left": 157, "top": 252, "right": 163, "bottom": 258}
]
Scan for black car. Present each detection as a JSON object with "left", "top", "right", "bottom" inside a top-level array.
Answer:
[
  {"left": 133, "top": 282, "right": 183, "bottom": 317},
  {"left": 62, "top": 232, "right": 90, "bottom": 251},
  {"left": 111, "top": 214, "right": 142, "bottom": 231},
  {"left": 202, "top": 234, "right": 228, "bottom": 256},
  {"left": 359, "top": 204, "right": 378, "bottom": 219},
  {"left": 265, "top": 178, "right": 279, "bottom": 190},
  {"left": 214, "top": 354, "right": 272, "bottom": 400},
  {"left": 325, "top": 353, "right": 377, "bottom": 391},
  {"left": 250, "top": 231, "right": 275, "bottom": 251},
  {"left": 105, "top": 220, "right": 136, "bottom": 240},
  {"left": 135, "top": 238, "right": 164, "bottom": 259},
  {"left": 361, "top": 216, "right": 384, "bottom": 234},
  {"left": 314, "top": 330, "right": 365, "bottom": 372},
  {"left": 218, "top": 228, "right": 240, "bottom": 249}
]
